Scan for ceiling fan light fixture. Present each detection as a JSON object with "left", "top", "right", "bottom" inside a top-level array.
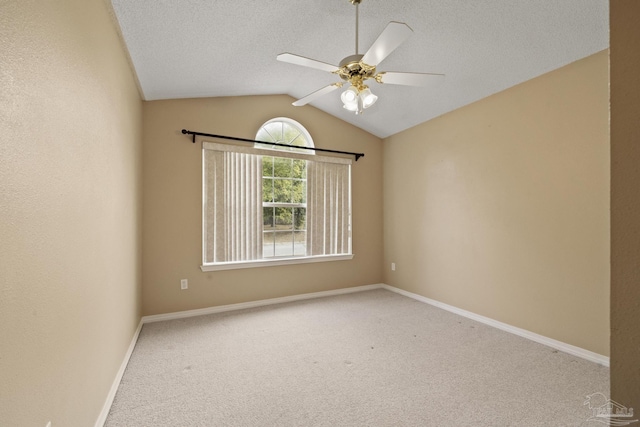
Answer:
[{"left": 341, "top": 85, "right": 377, "bottom": 114}]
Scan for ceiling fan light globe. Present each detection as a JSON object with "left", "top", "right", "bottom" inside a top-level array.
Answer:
[
  {"left": 360, "top": 88, "right": 378, "bottom": 108},
  {"left": 345, "top": 91, "right": 357, "bottom": 102},
  {"left": 341, "top": 86, "right": 358, "bottom": 104}
]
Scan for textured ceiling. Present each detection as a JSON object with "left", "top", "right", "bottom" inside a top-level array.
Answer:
[{"left": 110, "top": 0, "right": 609, "bottom": 138}]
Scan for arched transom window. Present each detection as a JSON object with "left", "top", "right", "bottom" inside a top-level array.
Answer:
[{"left": 256, "top": 117, "right": 314, "bottom": 152}]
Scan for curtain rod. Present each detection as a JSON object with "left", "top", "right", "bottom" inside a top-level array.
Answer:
[{"left": 181, "top": 129, "right": 364, "bottom": 161}]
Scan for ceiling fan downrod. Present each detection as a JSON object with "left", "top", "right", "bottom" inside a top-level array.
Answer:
[{"left": 354, "top": 0, "right": 359, "bottom": 54}]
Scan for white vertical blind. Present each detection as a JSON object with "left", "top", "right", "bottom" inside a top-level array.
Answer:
[
  {"left": 204, "top": 150, "right": 263, "bottom": 263},
  {"left": 306, "top": 161, "right": 351, "bottom": 256}
]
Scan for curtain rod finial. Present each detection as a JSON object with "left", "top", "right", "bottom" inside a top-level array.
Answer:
[{"left": 182, "top": 129, "right": 196, "bottom": 143}]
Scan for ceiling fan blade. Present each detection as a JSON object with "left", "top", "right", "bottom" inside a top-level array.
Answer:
[
  {"left": 361, "top": 22, "right": 414, "bottom": 66},
  {"left": 292, "top": 83, "right": 342, "bottom": 106},
  {"left": 277, "top": 53, "right": 339, "bottom": 73},
  {"left": 376, "top": 71, "right": 445, "bottom": 87}
]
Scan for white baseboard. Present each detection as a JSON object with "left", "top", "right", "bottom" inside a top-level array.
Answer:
[
  {"left": 142, "top": 284, "right": 384, "bottom": 323},
  {"left": 94, "top": 319, "right": 144, "bottom": 427},
  {"left": 381, "top": 284, "right": 609, "bottom": 367}
]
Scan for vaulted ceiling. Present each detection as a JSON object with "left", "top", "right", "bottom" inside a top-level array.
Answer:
[{"left": 110, "top": 0, "right": 609, "bottom": 138}]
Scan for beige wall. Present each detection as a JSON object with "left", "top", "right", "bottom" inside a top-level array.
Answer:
[
  {"left": 0, "top": 0, "right": 627, "bottom": 421},
  {"left": 0, "top": 0, "right": 142, "bottom": 426},
  {"left": 383, "top": 51, "right": 610, "bottom": 356},
  {"left": 142, "top": 95, "right": 383, "bottom": 315},
  {"left": 610, "top": 0, "right": 640, "bottom": 411}
]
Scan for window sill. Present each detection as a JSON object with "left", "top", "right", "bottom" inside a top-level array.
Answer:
[{"left": 200, "top": 254, "right": 354, "bottom": 271}]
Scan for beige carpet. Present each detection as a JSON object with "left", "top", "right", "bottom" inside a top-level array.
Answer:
[{"left": 105, "top": 289, "right": 609, "bottom": 426}]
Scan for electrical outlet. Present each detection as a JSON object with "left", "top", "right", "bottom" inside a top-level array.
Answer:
[
  {"left": 180, "top": 279, "right": 188, "bottom": 290},
  {"left": 391, "top": 262, "right": 396, "bottom": 271}
]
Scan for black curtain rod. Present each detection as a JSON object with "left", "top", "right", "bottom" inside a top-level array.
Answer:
[{"left": 181, "top": 129, "right": 364, "bottom": 161}]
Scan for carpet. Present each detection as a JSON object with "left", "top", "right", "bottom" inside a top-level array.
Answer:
[{"left": 105, "top": 289, "right": 609, "bottom": 426}]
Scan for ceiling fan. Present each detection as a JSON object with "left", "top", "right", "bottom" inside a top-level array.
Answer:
[{"left": 277, "top": 0, "right": 444, "bottom": 115}]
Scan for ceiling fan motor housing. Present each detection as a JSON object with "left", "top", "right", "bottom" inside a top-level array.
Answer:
[{"left": 337, "top": 54, "right": 377, "bottom": 90}]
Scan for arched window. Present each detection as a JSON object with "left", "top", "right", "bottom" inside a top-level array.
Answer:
[
  {"left": 256, "top": 118, "right": 313, "bottom": 258},
  {"left": 256, "top": 117, "right": 314, "bottom": 152}
]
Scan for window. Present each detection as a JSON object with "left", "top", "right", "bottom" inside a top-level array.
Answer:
[
  {"left": 258, "top": 119, "right": 311, "bottom": 258},
  {"left": 202, "top": 118, "right": 352, "bottom": 271}
]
